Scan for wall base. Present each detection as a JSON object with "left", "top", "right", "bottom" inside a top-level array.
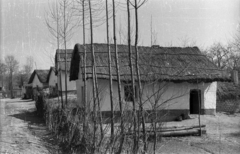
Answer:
[
  {"left": 200, "top": 109, "right": 216, "bottom": 115},
  {"left": 101, "top": 108, "right": 216, "bottom": 123},
  {"left": 101, "top": 109, "right": 189, "bottom": 123}
]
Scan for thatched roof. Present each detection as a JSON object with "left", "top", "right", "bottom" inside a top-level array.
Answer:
[
  {"left": 28, "top": 69, "right": 50, "bottom": 84},
  {"left": 70, "top": 43, "right": 231, "bottom": 83},
  {"left": 55, "top": 49, "right": 73, "bottom": 74},
  {"left": 47, "top": 67, "right": 56, "bottom": 83}
]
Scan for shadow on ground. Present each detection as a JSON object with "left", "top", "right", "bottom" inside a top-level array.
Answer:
[
  {"left": 9, "top": 110, "right": 63, "bottom": 153},
  {"left": 9, "top": 110, "right": 45, "bottom": 125}
]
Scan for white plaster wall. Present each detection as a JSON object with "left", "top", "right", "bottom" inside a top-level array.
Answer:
[
  {"left": 57, "top": 71, "right": 76, "bottom": 91},
  {"left": 32, "top": 75, "right": 43, "bottom": 88},
  {"left": 203, "top": 82, "right": 217, "bottom": 109},
  {"left": 75, "top": 78, "right": 217, "bottom": 111},
  {"left": 76, "top": 78, "right": 126, "bottom": 111},
  {"left": 141, "top": 82, "right": 191, "bottom": 110},
  {"left": 49, "top": 71, "right": 57, "bottom": 87}
]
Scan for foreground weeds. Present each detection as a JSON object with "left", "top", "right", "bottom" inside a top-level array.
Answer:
[
  {"left": 34, "top": 95, "right": 166, "bottom": 153},
  {"left": 42, "top": 98, "right": 147, "bottom": 153}
]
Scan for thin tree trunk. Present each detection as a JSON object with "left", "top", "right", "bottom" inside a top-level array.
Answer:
[
  {"left": 127, "top": 0, "right": 137, "bottom": 153},
  {"left": 153, "top": 107, "right": 157, "bottom": 154},
  {"left": 112, "top": 0, "right": 124, "bottom": 154},
  {"left": 56, "top": 0, "right": 64, "bottom": 109},
  {"left": 106, "top": 0, "right": 114, "bottom": 141},
  {"left": 95, "top": 73, "right": 104, "bottom": 148},
  {"left": 151, "top": 15, "right": 152, "bottom": 46},
  {"left": 82, "top": 0, "right": 88, "bottom": 135},
  {"left": 10, "top": 71, "right": 13, "bottom": 98},
  {"left": 59, "top": 68, "right": 64, "bottom": 108},
  {"left": 197, "top": 82, "right": 202, "bottom": 136},
  {"left": 88, "top": 0, "right": 97, "bottom": 152},
  {"left": 134, "top": 0, "right": 147, "bottom": 152},
  {"left": 63, "top": 0, "right": 68, "bottom": 106}
]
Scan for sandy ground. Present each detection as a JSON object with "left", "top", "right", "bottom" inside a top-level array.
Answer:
[
  {"left": 154, "top": 113, "right": 240, "bottom": 154},
  {"left": 0, "top": 98, "right": 61, "bottom": 154},
  {"left": 0, "top": 98, "right": 239, "bottom": 154}
]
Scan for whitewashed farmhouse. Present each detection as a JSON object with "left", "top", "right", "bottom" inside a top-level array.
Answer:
[
  {"left": 28, "top": 69, "right": 49, "bottom": 89},
  {"left": 47, "top": 67, "right": 58, "bottom": 96},
  {"left": 55, "top": 49, "right": 76, "bottom": 93},
  {"left": 69, "top": 44, "right": 231, "bottom": 121}
]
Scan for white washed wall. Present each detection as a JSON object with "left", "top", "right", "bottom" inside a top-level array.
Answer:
[
  {"left": 49, "top": 71, "right": 57, "bottom": 87},
  {"left": 32, "top": 75, "right": 43, "bottom": 88},
  {"left": 203, "top": 82, "right": 217, "bottom": 109},
  {"left": 75, "top": 71, "right": 217, "bottom": 112},
  {"left": 141, "top": 82, "right": 217, "bottom": 110},
  {"left": 57, "top": 71, "right": 76, "bottom": 92}
]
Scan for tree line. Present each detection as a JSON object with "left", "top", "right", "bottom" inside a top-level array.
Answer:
[{"left": 0, "top": 55, "right": 33, "bottom": 98}]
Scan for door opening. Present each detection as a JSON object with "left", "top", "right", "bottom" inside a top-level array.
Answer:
[{"left": 190, "top": 89, "right": 201, "bottom": 114}]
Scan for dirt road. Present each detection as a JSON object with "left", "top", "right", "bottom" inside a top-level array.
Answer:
[{"left": 0, "top": 98, "right": 61, "bottom": 154}]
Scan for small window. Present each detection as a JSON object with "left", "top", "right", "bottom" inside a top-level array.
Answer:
[{"left": 124, "top": 85, "right": 137, "bottom": 102}]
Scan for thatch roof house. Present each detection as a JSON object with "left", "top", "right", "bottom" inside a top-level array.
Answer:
[
  {"left": 70, "top": 44, "right": 231, "bottom": 121},
  {"left": 28, "top": 69, "right": 49, "bottom": 88},
  {"left": 47, "top": 67, "right": 58, "bottom": 95},
  {"left": 55, "top": 49, "right": 76, "bottom": 92},
  {"left": 25, "top": 69, "right": 49, "bottom": 99}
]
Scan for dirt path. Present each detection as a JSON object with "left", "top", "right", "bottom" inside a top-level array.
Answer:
[{"left": 0, "top": 98, "right": 61, "bottom": 154}]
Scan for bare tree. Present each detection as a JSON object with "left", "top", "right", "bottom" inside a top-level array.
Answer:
[
  {"left": 178, "top": 35, "right": 196, "bottom": 47},
  {"left": 105, "top": 0, "right": 115, "bottom": 141},
  {"left": 150, "top": 15, "right": 158, "bottom": 46},
  {"left": 130, "top": 0, "right": 148, "bottom": 152},
  {"left": 23, "top": 56, "right": 34, "bottom": 77},
  {"left": 45, "top": 0, "right": 77, "bottom": 107},
  {"left": 233, "top": 24, "right": 240, "bottom": 51},
  {"left": 205, "top": 43, "right": 231, "bottom": 69},
  {"left": 126, "top": 1, "right": 138, "bottom": 153},
  {"left": 5, "top": 55, "right": 19, "bottom": 98},
  {"left": 75, "top": 0, "right": 89, "bottom": 145},
  {"left": 88, "top": 0, "right": 105, "bottom": 152},
  {"left": 111, "top": 1, "right": 125, "bottom": 154},
  {"left": 0, "top": 60, "right": 7, "bottom": 89}
]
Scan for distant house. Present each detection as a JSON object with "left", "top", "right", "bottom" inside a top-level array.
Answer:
[
  {"left": 55, "top": 49, "right": 76, "bottom": 93},
  {"left": 28, "top": 69, "right": 49, "bottom": 88},
  {"left": 27, "top": 69, "right": 49, "bottom": 99},
  {"left": 70, "top": 44, "right": 231, "bottom": 121},
  {"left": 47, "top": 67, "right": 58, "bottom": 96}
]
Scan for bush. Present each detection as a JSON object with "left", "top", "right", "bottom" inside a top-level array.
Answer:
[{"left": 35, "top": 93, "right": 46, "bottom": 117}]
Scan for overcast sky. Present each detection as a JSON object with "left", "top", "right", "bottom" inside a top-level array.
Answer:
[{"left": 0, "top": 0, "right": 240, "bottom": 69}]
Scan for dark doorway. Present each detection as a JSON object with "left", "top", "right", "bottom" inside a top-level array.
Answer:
[{"left": 190, "top": 89, "right": 201, "bottom": 114}]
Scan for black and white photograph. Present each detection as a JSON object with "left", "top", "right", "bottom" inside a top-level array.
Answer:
[{"left": 0, "top": 0, "right": 240, "bottom": 153}]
